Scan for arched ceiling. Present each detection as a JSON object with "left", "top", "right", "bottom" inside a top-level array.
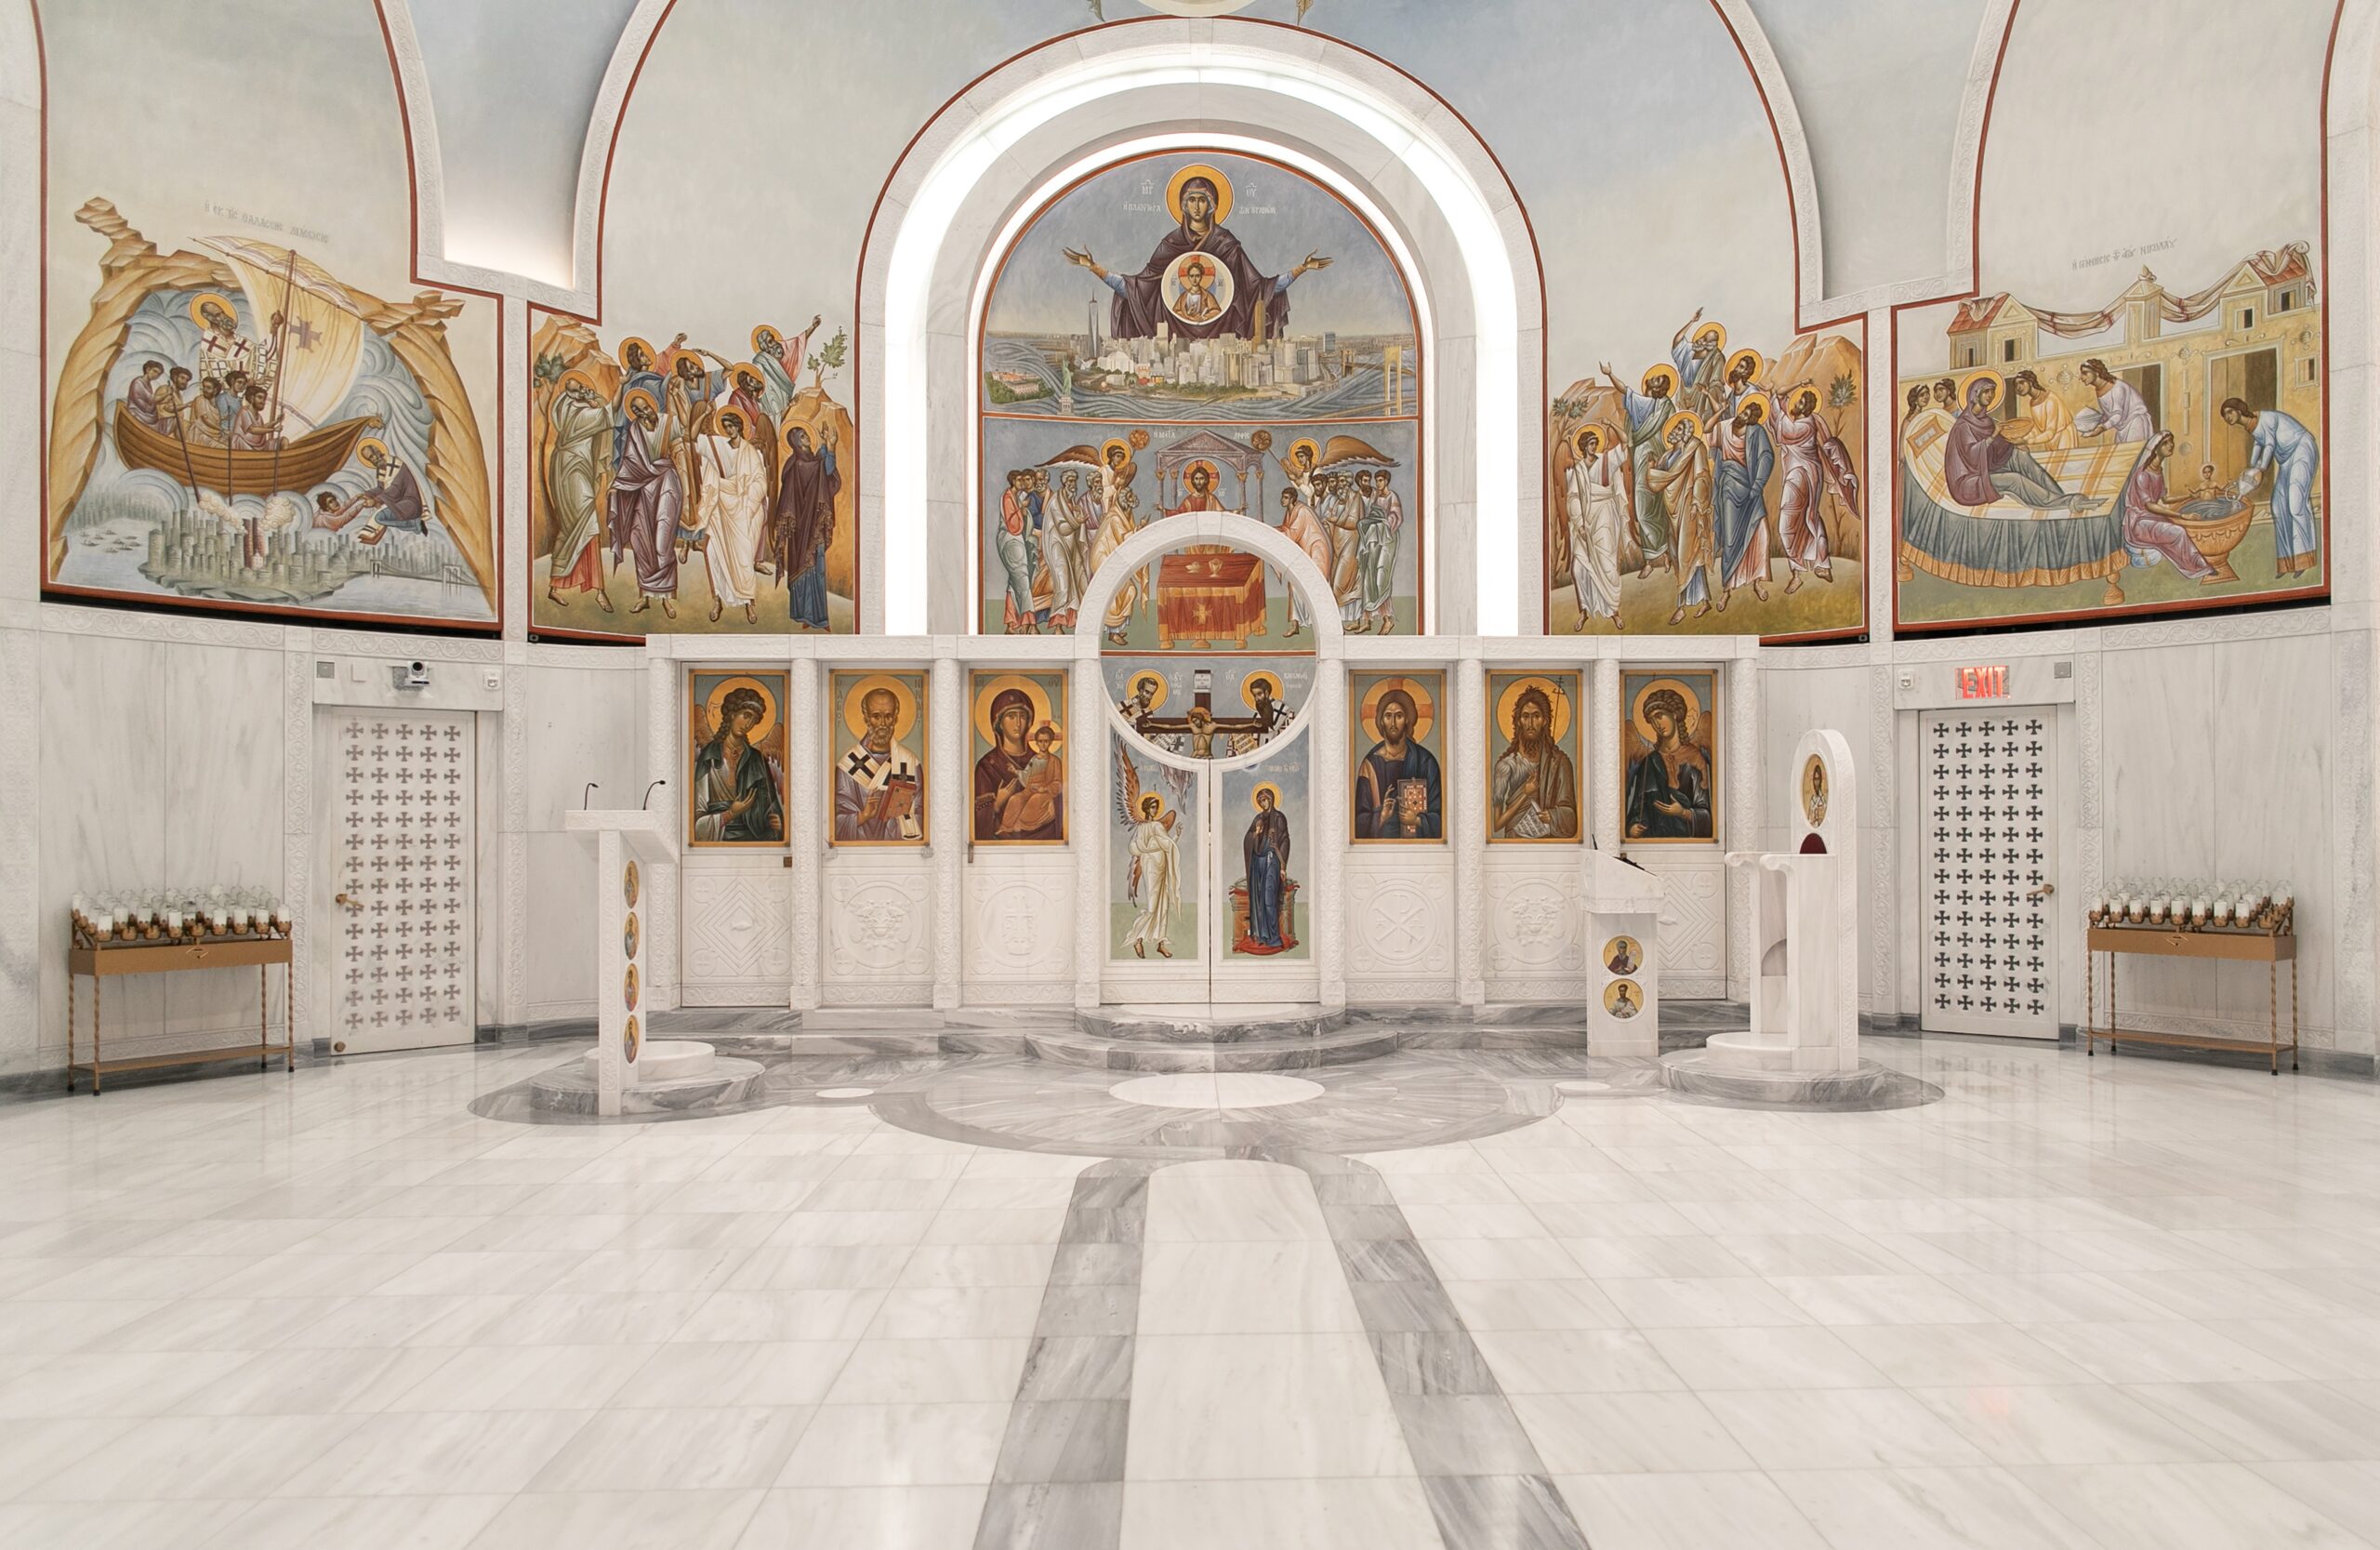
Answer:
[{"left": 402, "top": 0, "right": 2014, "bottom": 298}]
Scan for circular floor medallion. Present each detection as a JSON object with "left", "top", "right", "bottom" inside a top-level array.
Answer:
[{"left": 1107, "top": 1073, "right": 1325, "bottom": 1110}]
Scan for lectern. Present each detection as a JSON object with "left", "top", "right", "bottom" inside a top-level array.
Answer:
[
  {"left": 564, "top": 809, "right": 678, "bottom": 1116},
  {"left": 1585, "top": 850, "right": 1666, "bottom": 1057}
]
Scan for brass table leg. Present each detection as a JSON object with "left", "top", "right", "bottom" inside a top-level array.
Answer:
[
  {"left": 66, "top": 970, "right": 75, "bottom": 1093},
  {"left": 92, "top": 974, "right": 103, "bottom": 1096},
  {"left": 259, "top": 962, "right": 269, "bottom": 1073}
]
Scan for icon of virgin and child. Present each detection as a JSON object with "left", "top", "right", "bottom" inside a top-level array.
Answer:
[{"left": 1064, "top": 163, "right": 1332, "bottom": 340}]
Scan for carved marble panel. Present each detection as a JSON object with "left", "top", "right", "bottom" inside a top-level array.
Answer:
[
  {"left": 681, "top": 857, "right": 794, "bottom": 1007},
  {"left": 965, "top": 854, "right": 1075, "bottom": 1004},
  {"left": 1483, "top": 851, "right": 1589, "bottom": 1002},
  {"left": 1345, "top": 853, "right": 1455, "bottom": 1001},
  {"left": 824, "top": 855, "right": 934, "bottom": 1004}
]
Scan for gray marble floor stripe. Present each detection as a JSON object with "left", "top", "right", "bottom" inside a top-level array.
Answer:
[
  {"left": 975, "top": 1161, "right": 1156, "bottom": 1550},
  {"left": 1283, "top": 1149, "right": 1597, "bottom": 1550}
]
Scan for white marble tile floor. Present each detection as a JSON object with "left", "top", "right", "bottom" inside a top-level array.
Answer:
[{"left": 0, "top": 1033, "right": 2373, "bottom": 1548}]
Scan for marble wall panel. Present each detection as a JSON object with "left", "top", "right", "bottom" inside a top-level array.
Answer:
[
  {"left": 682, "top": 855, "right": 796, "bottom": 1007},
  {"left": 823, "top": 852, "right": 935, "bottom": 1006},
  {"left": 2207, "top": 634, "right": 2334, "bottom": 1043},
  {"left": 963, "top": 852, "right": 1075, "bottom": 1005},
  {"left": 1482, "top": 850, "right": 1590, "bottom": 1003},
  {"left": 1344, "top": 851, "right": 1456, "bottom": 1002},
  {"left": 2098, "top": 643, "right": 2223, "bottom": 1027},
  {"left": 161, "top": 643, "right": 287, "bottom": 1041}
]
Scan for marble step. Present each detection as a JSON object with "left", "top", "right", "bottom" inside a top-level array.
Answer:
[{"left": 1025, "top": 1023, "right": 1401, "bottom": 1073}]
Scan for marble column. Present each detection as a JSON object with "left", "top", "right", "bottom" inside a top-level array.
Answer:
[
  {"left": 645, "top": 648, "right": 680, "bottom": 1013},
  {"left": 1315, "top": 660, "right": 1348, "bottom": 1012},
  {"left": 932, "top": 648, "right": 963, "bottom": 1010},
  {"left": 1455, "top": 646, "right": 1488, "bottom": 1006},
  {"left": 787, "top": 656, "right": 823, "bottom": 1012},
  {"left": 1073, "top": 646, "right": 1104, "bottom": 1013}
]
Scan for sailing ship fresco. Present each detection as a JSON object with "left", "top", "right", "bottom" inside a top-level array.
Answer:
[{"left": 45, "top": 201, "right": 497, "bottom": 627}]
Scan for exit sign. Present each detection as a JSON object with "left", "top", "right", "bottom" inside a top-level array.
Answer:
[{"left": 1956, "top": 665, "right": 2010, "bottom": 699}]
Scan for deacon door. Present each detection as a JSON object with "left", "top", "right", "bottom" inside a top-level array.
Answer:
[
  {"left": 317, "top": 708, "right": 478, "bottom": 1053},
  {"left": 1920, "top": 709, "right": 2058, "bottom": 1039}
]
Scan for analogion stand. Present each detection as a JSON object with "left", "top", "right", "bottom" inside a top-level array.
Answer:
[{"left": 565, "top": 809, "right": 680, "bottom": 1115}]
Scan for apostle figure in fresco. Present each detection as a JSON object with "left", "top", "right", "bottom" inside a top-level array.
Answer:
[
  {"left": 973, "top": 687, "right": 1064, "bottom": 843},
  {"left": 609, "top": 391, "right": 681, "bottom": 617},
  {"left": 1603, "top": 362, "right": 1678, "bottom": 576},
  {"left": 836, "top": 685, "right": 924, "bottom": 842},
  {"left": 1714, "top": 396, "right": 1776, "bottom": 608},
  {"left": 1624, "top": 687, "right": 1713, "bottom": 841},
  {"left": 1565, "top": 424, "right": 1629, "bottom": 631},
  {"left": 772, "top": 423, "right": 840, "bottom": 631},
  {"left": 1321, "top": 474, "right": 1364, "bottom": 621},
  {"left": 614, "top": 339, "right": 666, "bottom": 472},
  {"left": 1648, "top": 412, "right": 1715, "bottom": 624},
  {"left": 1670, "top": 311, "right": 1729, "bottom": 419},
  {"left": 1354, "top": 685, "right": 1441, "bottom": 841},
  {"left": 693, "top": 684, "right": 785, "bottom": 843},
  {"left": 1063, "top": 169, "right": 1331, "bottom": 341},
  {"left": 1126, "top": 793, "right": 1181, "bottom": 959},
  {"left": 1276, "top": 486, "right": 1335, "bottom": 638},
  {"left": 1090, "top": 484, "right": 1144, "bottom": 644},
  {"left": 695, "top": 408, "right": 770, "bottom": 624},
  {"left": 1491, "top": 683, "right": 1580, "bottom": 841},
  {"left": 543, "top": 376, "right": 614, "bottom": 611},
  {"left": 1041, "top": 470, "right": 1093, "bottom": 630},
  {"left": 2224, "top": 397, "right": 2321, "bottom": 576},
  {"left": 751, "top": 316, "right": 820, "bottom": 424},
  {"left": 1355, "top": 470, "right": 1402, "bottom": 634},
  {"left": 1242, "top": 787, "right": 1292, "bottom": 951},
  {"left": 1772, "top": 388, "right": 1832, "bottom": 593}
]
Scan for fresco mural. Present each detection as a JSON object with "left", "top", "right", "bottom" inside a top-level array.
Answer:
[
  {"left": 44, "top": 204, "right": 498, "bottom": 629},
  {"left": 1222, "top": 749, "right": 1309, "bottom": 959},
  {"left": 530, "top": 311, "right": 856, "bottom": 638},
  {"left": 1620, "top": 669, "right": 1719, "bottom": 844},
  {"left": 1350, "top": 670, "right": 1446, "bottom": 843},
  {"left": 830, "top": 669, "right": 930, "bottom": 847},
  {"left": 1111, "top": 735, "right": 1201, "bottom": 961},
  {"left": 686, "top": 669, "right": 788, "bottom": 848},
  {"left": 1889, "top": 0, "right": 2334, "bottom": 633},
  {"left": 971, "top": 670, "right": 1070, "bottom": 844},
  {"left": 983, "top": 151, "right": 1421, "bottom": 636},
  {"left": 1894, "top": 251, "right": 2325, "bottom": 631},
  {"left": 1548, "top": 323, "right": 1866, "bottom": 642},
  {"left": 1485, "top": 671, "right": 1582, "bottom": 843}
]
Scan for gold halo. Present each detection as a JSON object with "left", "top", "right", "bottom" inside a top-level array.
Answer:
[
  {"left": 356, "top": 437, "right": 390, "bottom": 465},
  {"left": 623, "top": 962, "right": 640, "bottom": 1012},
  {"left": 623, "top": 1013, "right": 641, "bottom": 1062},
  {"left": 1183, "top": 459, "right": 1222, "bottom": 489},
  {"left": 1250, "top": 781, "right": 1283, "bottom": 810},
  {"left": 1660, "top": 410, "right": 1704, "bottom": 444},
  {"left": 624, "top": 387, "right": 659, "bottom": 419},
  {"left": 1165, "top": 162, "right": 1235, "bottom": 225},
  {"left": 1571, "top": 423, "right": 1610, "bottom": 457},
  {"left": 730, "top": 363, "right": 765, "bottom": 394},
  {"left": 1101, "top": 437, "right": 1131, "bottom": 465},
  {"left": 1735, "top": 391, "right": 1772, "bottom": 425},
  {"left": 1603, "top": 979, "right": 1644, "bottom": 1017},
  {"left": 1801, "top": 751, "right": 1829, "bottom": 827},
  {"left": 616, "top": 335, "right": 656, "bottom": 373},
  {"left": 1124, "top": 671, "right": 1170, "bottom": 715},
  {"left": 1359, "top": 674, "right": 1435, "bottom": 743},
  {"left": 705, "top": 674, "right": 779, "bottom": 749},
  {"left": 973, "top": 673, "right": 1055, "bottom": 749},
  {"left": 188, "top": 292, "right": 239, "bottom": 330},
  {"left": 1134, "top": 791, "right": 1173, "bottom": 822},
  {"left": 840, "top": 672, "right": 919, "bottom": 744},
  {"left": 622, "top": 913, "right": 639, "bottom": 960},
  {"left": 1494, "top": 675, "right": 1573, "bottom": 745},
  {"left": 1287, "top": 437, "right": 1321, "bottom": 468},
  {"left": 1727, "top": 347, "right": 1765, "bottom": 381},
  {"left": 622, "top": 860, "right": 639, "bottom": 908},
  {"left": 1959, "top": 368, "right": 2003, "bottom": 405},
  {"left": 750, "top": 324, "right": 782, "bottom": 354},
  {"left": 1630, "top": 675, "right": 1704, "bottom": 747},
  {"left": 1640, "top": 365, "right": 1676, "bottom": 398},
  {"left": 555, "top": 367, "right": 602, "bottom": 400},
  {"left": 1692, "top": 320, "right": 1729, "bottom": 355},
  {"left": 1239, "top": 670, "right": 1286, "bottom": 712}
]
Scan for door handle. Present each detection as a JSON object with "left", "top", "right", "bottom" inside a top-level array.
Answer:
[
  {"left": 2025, "top": 882, "right": 2056, "bottom": 901},
  {"left": 335, "top": 892, "right": 363, "bottom": 910}
]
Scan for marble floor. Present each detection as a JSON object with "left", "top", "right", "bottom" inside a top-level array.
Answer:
[{"left": 1, "top": 1025, "right": 2377, "bottom": 1549}]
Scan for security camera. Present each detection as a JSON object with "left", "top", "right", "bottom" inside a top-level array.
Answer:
[{"left": 392, "top": 660, "right": 431, "bottom": 690}]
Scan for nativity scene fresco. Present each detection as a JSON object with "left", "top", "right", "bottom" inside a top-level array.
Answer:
[
  {"left": 1893, "top": 245, "right": 2324, "bottom": 631},
  {"left": 530, "top": 311, "right": 855, "bottom": 638},
  {"left": 1548, "top": 319, "right": 1865, "bottom": 642},
  {"left": 44, "top": 201, "right": 497, "bottom": 629},
  {"left": 982, "top": 152, "right": 1421, "bottom": 637}
]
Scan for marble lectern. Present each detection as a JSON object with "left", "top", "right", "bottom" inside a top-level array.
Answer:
[
  {"left": 1712, "top": 728, "right": 1858, "bottom": 1075},
  {"left": 563, "top": 809, "right": 679, "bottom": 1116},
  {"left": 1585, "top": 849, "right": 1666, "bottom": 1057}
]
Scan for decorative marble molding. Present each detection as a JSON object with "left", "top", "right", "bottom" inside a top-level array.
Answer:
[
  {"left": 1454, "top": 654, "right": 1488, "bottom": 1004},
  {"left": 280, "top": 645, "right": 312, "bottom": 1045},
  {"left": 643, "top": 652, "right": 680, "bottom": 1009},
  {"left": 932, "top": 658, "right": 963, "bottom": 1009},
  {"left": 0, "top": 629, "right": 39, "bottom": 1066},
  {"left": 788, "top": 658, "right": 823, "bottom": 1011}
]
